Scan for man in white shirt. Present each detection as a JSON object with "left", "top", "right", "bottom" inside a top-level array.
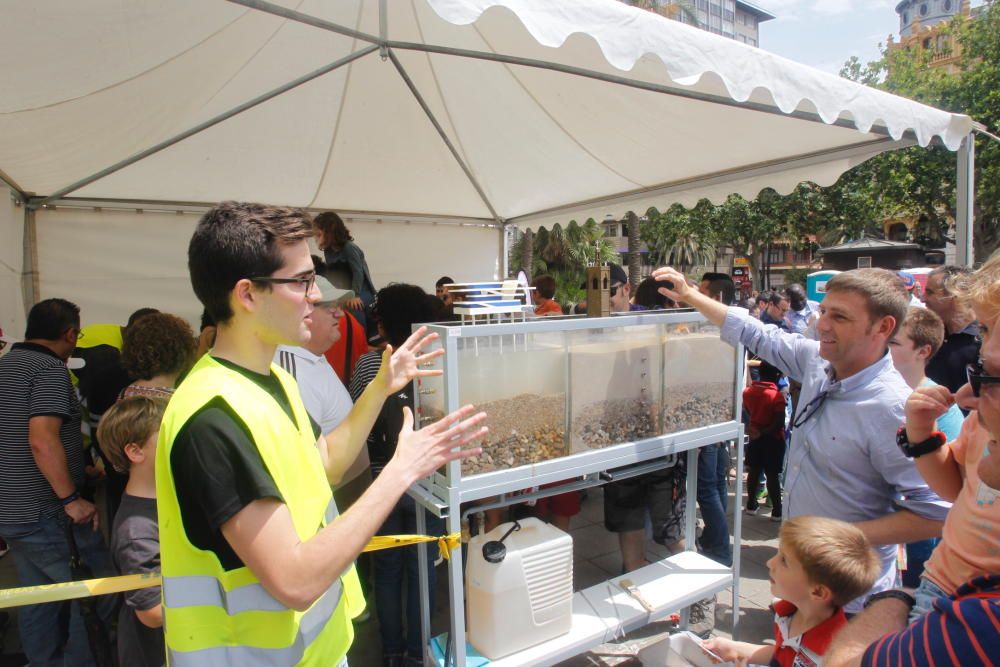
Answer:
[{"left": 275, "top": 276, "right": 366, "bottom": 497}]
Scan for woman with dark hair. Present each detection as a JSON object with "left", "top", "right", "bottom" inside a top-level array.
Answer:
[
  {"left": 348, "top": 284, "right": 440, "bottom": 667},
  {"left": 314, "top": 211, "right": 378, "bottom": 336},
  {"left": 120, "top": 312, "right": 197, "bottom": 400}
]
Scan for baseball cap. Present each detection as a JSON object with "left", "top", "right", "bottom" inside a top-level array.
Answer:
[
  {"left": 897, "top": 271, "right": 916, "bottom": 291},
  {"left": 609, "top": 263, "right": 629, "bottom": 286},
  {"left": 314, "top": 275, "right": 354, "bottom": 306}
]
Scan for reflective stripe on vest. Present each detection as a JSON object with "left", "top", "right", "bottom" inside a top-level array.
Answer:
[
  {"left": 167, "top": 578, "right": 342, "bottom": 667},
  {"left": 163, "top": 500, "right": 342, "bottom": 616}
]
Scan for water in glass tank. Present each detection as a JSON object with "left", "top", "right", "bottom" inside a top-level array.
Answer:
[{"left": 455, "top": 332, "right": 567, "bottom": 476}]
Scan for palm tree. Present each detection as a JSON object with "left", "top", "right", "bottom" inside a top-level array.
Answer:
[{"left": 625, "top": 211, "right": 642, "bottom": 287}]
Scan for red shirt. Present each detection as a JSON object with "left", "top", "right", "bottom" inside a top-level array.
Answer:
[
  {"left": 324, "top": 311, "right": 368, "bottom": 386},
  {"left": 742, "top": 381, "right": 786, "bottom": 439},
  {"left": 534, "top": 299, "right": 563, "bottom": 316},
  {"left": 771, "top": 600, "right": 847, "bottom": 667}
]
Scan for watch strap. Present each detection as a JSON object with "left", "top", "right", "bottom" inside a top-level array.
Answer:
[
  {"left": 896, "top": 426, "right": 947, "bottom": 458},
  {"left": 863, "top": 589, "right": 916, "bottom": 609}
]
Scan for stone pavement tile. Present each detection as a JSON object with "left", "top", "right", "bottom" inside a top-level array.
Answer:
[
  {"left": 738, "top": 554, "right": 772, "bottom": 582},
  {"left": 575, "top": 557, "right": 615, "bottom": 591},
  {"left": 590, "top": 551, "right": 625, "bottom": 579},
  {"left": 576, "top": 490, "right": 605, "bottom": 527},
  {"left": 570, "top": 523, "right": 623, "bottom": 560}
]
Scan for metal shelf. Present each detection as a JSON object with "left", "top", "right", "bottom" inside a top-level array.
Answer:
[
  {"left": 489, "top": 551, "right": 732, "bottom": 667},
  {"left": 407, "top": 312, "right": 746, "bottom": 666}
]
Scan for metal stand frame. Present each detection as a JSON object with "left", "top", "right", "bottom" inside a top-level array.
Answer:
[{"left": 408, "top": 311, "right": 745, "bottom": 665}]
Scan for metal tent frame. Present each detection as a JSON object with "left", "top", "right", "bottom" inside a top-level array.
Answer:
[{"left": 4, "top": 0, "right": 978, "bottom": 268}]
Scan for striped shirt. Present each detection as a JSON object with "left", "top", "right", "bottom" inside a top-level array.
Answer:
[
  {"left": 0, "top": 343, "right": 86, "bottom": 523},
  {"left": 862, "top": 575, "right": 1000, "bottom": 667}
]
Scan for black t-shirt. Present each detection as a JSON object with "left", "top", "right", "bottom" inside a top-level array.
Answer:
[
  {"left": 111, "top": 494, "right": 164, "bottom": 667},
  {"left": 170, "top": 357, "right": 320, "bottom": 571},
  {"left": 926, "top": 326, "right": 980, "bottom": 395}
]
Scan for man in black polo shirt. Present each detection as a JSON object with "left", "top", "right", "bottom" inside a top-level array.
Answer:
[
  {"left": 924, "top": 265, "right": 980, "bottom": 395},
  {"left": 0, "top": 298, "right": 116, "bottom": 667}
]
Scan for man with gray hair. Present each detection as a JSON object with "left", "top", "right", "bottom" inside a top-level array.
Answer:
[
  {"left": 653, "top": 266, "right": 947, "bottom": 613},
  {"left": 924, "top": 265, "right": 980, "bottom": 394}
]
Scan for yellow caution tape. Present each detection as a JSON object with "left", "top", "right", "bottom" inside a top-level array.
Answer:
[
  {"left": 0, "top": 572, "right": 161, "bottom": 609},
  {"left": 0, "top": 532, "right": 461, "bottom": 610},
  {"left": 362, "top": 532, "right": 461, "bottom": 560}
]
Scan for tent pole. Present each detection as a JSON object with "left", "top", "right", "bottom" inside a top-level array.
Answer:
[
  {"left": 378, "top": 0, "right": 389, "bottom": 59},
  {"left": 227, "top": 0, "right": 381, "bottom": 44},
  {"left": 0, "top": 169, "right": 29, "bottom": 205},
  {"left": 500, "top": 226, "right": 509, "bottom": 279},
  {"left": 386, "top": 49, "right": 504, "bottom": 225},
  {"left": 29, "top": 44, "right": 379, "bottom": 208},
  {"left": 22, "top": 206, "right": 39, "bottom": 310},
  {"left": 955, "top": 132, "right": 974, "bottom": 267}
]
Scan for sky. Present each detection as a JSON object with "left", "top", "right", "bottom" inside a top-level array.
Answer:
[{"left": 758, "top": 0, "right": 912, "bottom": 74}]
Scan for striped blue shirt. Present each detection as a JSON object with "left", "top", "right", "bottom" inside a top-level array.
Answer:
[{"left": 862, "top": 575, "right": 1000, "bottom": 667}]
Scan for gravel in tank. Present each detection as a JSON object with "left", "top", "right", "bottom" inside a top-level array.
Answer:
[
  {"left": 661, "top": 382, "right": 734, "bottom": 433},
  {"left": 458, "top": 393, "right": 567, "bottom": 476},
  {"left": 571, "top": 399, "right": 658, "bottom": 449}
]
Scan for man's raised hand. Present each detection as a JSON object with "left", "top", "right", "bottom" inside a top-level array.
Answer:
[
  {"left": 376, "top": 326, "right": 445, "bottom": 395},
  {"left": 651, "top": 266, "right": 690, "bottom": 303},
  {"left": 390, "top": 405, "right": 487, "bottom": 486}
]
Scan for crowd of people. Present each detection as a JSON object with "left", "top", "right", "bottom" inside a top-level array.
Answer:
[{"left": 0, "top": 199, "right": 995, "bottom": 667}]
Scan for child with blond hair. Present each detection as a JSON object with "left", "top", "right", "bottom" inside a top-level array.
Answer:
[
  {"left": 97, "top": 396, "right": 168, "bottom": 667},
  {"left": 704, "top": 516, "right": 880, "bottom": 666}
]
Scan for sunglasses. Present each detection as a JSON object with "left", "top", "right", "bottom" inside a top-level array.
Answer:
[
  {"left": 610, "top": 283, "right": 623, "bottom": 298},
  {"left": 792, "top": 389, "right": 829, "bottom": 428},
  {"left": 966, "top": 362, "right": 1000, "bottom": 397}
]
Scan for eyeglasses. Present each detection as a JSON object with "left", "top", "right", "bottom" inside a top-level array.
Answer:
[
  {"left": 792, "top": 389, "right": 830, "bottom": 428},
  {"left": 67, "top": 328, "right": 84, "bottom": 340},
  {"left": 249, "top": 272, "right": 317, "bottom": 293},
  {"left": 966, "top": 362, "right": 1000, "bottom": 397}
]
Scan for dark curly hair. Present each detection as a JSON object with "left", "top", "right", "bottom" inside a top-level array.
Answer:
[
  {"left": 373, "top": 283, "right": 434, "bottom": 348},
  {"left": 122, "top": 312, "right": 196, "bottom": 381}
]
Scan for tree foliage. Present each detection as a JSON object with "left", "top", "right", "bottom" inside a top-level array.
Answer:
[
  {"left": 509, "top": 219, "right": 619, "bottom": 304},
  {"left": 840, "top": 1, "right": 1000, "bottom": 261}
]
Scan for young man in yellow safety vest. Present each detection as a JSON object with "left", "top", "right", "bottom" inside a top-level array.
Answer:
[{"left": 156, "top": 202, "right": 486, "bottom": 666}]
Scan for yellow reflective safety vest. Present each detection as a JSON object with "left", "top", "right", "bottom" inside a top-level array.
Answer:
[
  {"left": 76, "top": 323, "right": 123, "bottom": 350},
  {"left": 155, "top": 354, "right": 364, "bottom": 666}
]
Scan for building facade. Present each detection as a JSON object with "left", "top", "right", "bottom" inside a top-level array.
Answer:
[
  {"left": 889, "top": 0, "right": 981, "bottom": 74},
  {"left": 629, "top": 0, "right": 775, "bottom": 46}
]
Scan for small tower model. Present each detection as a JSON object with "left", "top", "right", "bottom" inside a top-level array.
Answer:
[{"left": 585, "top": 241, "right": 610, "bottom": 317}]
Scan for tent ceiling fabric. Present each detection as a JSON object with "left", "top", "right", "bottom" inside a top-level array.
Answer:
[{"left": 0, "top": 0, "right": 973, "bottom": 230}]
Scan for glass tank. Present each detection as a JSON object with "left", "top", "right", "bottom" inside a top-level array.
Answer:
[
  {"left": 567, "top": 324, "right": 663, "bottom": 453},
  {"left": 454, "top": 332, "right": 567, "bottom": 476},
  {"left": 414, "top": 312, "right": 740, "bottom": 485}
]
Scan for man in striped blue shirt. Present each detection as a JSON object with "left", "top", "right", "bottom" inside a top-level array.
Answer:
[{"left": 0, "top": 298, "right": 117, "bottom": 666}]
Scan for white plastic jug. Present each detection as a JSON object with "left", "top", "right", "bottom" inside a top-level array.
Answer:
[{"left": 466, "top": 517, "right": 573, "bottom": 659}]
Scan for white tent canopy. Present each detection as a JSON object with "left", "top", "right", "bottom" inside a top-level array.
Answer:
[{"left": 0, "top": 0, "right": 976, "bottom": 332}]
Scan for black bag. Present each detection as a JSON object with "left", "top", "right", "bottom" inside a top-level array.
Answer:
[{"left": 64, "top": 523, "right": 118, "bottom": 667}]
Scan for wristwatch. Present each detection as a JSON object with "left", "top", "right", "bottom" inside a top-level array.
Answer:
[
  {"left": 863, "top": 589, "right": 916, "bottom": 610},
  {"left": 896, "top": 426, "right": 947, "bottom": 459}
]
